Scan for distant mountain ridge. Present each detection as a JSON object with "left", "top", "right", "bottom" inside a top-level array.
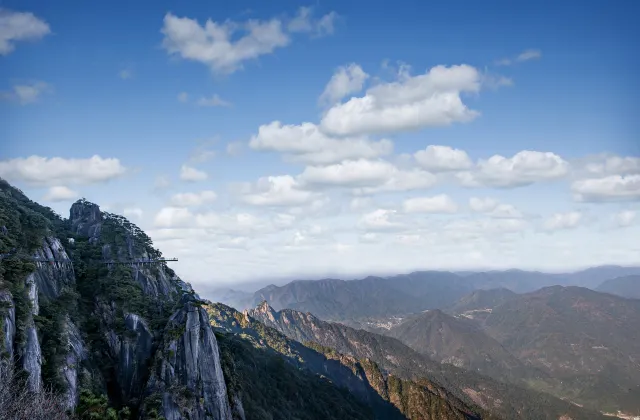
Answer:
[
  {"left": 248, "top": 301, "right": 609, "bottom": 420},
  {"left": 246, "top": 266, "right": 640, "bottom": 322},
  {"left": 481, "top": 285, "right": 640, "bottom": 413},
  {"left": 596, "top": 275, "right": 640, "bottom": 299}
]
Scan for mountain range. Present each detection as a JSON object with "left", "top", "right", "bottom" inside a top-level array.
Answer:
[{"left": 1, "top": 176, "right": 638, "bottom": 419}]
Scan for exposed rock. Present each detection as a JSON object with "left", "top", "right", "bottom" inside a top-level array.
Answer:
[
  {"left": 143, "top": 298, "right": 232, "bottom": 420},
  {"left": 61, "top": 317, "right": 86, "bottom": 410},
  {"left": 30, "top": 236, "right": 75, "bottom": 299},
  {"left": 0, "top": 290, "right": 15, "bottom": 362},
  {"left": 70, "top": 200, "right": 103, "bottom": 243}
]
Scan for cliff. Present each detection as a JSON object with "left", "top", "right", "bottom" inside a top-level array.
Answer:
[{"left": 0, "top": 179, "right": 233, "bottom": 419}]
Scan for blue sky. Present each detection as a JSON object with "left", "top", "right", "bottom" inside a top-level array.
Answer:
[{"left": 1, "top": 0, "right": 639, "bottom": 290}]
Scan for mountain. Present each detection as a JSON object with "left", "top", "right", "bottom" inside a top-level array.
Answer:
[
  {"left": 596, "top": 275, "right": 640, "bottom": 299},
  {"left": 2, "top": 178, "right": 488, "bottom": 420},
  {"left": 248, "top": 302, "right": 609, "bottom": 420},
  {"left": 250, "top": 267, "right": 640, "bottom": 323},
  {"left": 447, "top": 288, "right": 518, "bottom": 322},
  {"left": 482, "top": 286, "right": 640, "bottom": 413},
  {"left": 208, "top": 302, "right": 484, "bottom": 420},
  {"left": 386, "top": 309, "right": 537, "bottom": 384},
  {"left": 207, "top": 288, "right": 254, "bottom": 311},
  {"left": 252, "top": 272, "right": 475, "bottom": 321}
]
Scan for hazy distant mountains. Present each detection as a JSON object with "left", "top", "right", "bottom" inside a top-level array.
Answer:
[
  {"left": 222, "top": 266, "right": 640, "bottom": 322},
  {"left": 596, "top": 275, "right": 640, "bottom": 299}
]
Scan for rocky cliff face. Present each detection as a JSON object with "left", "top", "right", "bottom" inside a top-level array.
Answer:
[{"left": 0, "top": 182, "right": 233, "bottom": 419}]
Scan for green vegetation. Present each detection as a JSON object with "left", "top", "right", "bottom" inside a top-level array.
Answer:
[{"left": 218, "top": 331, "right": 373, "bottom": 420}]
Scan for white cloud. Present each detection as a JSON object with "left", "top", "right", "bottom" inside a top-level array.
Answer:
[
  {"left": 320, "top": 64, "right": 482, "bottom": 136},
  {"left": 402, "top": 194, "right": 458, "bottom": 214},
  {"left": 1, "top": 81, "right": 51, "bottom": 105},
  {"left": 153, "top": 208, "right": 272, "bottom": 239},
  {"left": 154, "top": 207, "right": 193, "bottom": 228},
  {"left": 42, "top": 186, "right": 78, "bottom": 202},
  {"left": 459, "top": 150, "right": 569, "bottom": 188},
  {"left": 572, "top": 175, "right": 640, "bottom": 202},
  {"left": 543, "top": 212, "right": 582, "bottom": 231},
  {"left": 575, "top": 154, "right": 640, "bottom": 177},
  {"left": 496, "top": 49, "right": 542, "bottom": 66},
  {"left": 414, "top": 145, "right": 473, "bottom": 172},
  {"left": 170, "top": 190, "right": 217, "bottom": 207},
  {"left": 161, "top": 8, "right": 336, "bottom": 75},
  {"left": 468, "top": 197, "right": 523, "bottom": 218},
  {"left": 249, "top": 121, "right": 392, "bottom": 165},
  {"left": 355, "top": 169, "right": 437, "bottom": 194},
  {"left": 196, "top": 94, "right": 232, "bottom": 107},
  {"left": 241, "top": 175, "right": 318, "bottom": 206},
  {"left": 350, "top": 197, "right": 373, "bottom": 211},
  {"left": 358, "top": 209, "right": 403, "bottom": 231},
  {"left": 488, "top": 204, "right": 524, "bottom": 219},
  {"left": 299, "top": 159, "right": 396, "bottom": 188},
  {"left": 469, "top": 197, "right": 499, "bottom": 213},
  {"left": 319, "top": 63, "right": 369, "bottom": 105},
  {"left": 445, "top": 217, "right": 529, "bottom": 236},
  {"left": 517, "top": 49, "right": 542, "bottom": 62},
  {"left": 179, "top": 165, "right": 208, "bottom": 182},
  {"left": 613, "top": 210, "right": 636, "bottom": 227},
  {"left": 0, "top": 155, "right": 127, "bottom": 186},
  {"left": 0, "top": 9, "right": 50, "bottom": 55},
  {"left": 287, "top": 7, "right": 338, "bottom": 37}
]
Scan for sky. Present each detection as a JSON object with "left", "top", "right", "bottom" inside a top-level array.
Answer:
[{"left": 1, "top": 0, "right": 639, "bottom": 291}]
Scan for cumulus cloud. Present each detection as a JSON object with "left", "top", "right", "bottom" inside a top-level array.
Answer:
[
  {"left": 249, "top": 121, "right": 392, "bottom": 165},
  {"left": 287, "top": 7, "right": 338, "bottom": 37},
  {"left": 496, "top": 49, "right": 542, "bottom": 66},
  {"left": 355, "top": 169, "right": 436, "bottom": 195},
  {"left": 468, "top": 197, "right": 523, "bottom": 218},
  {"left": 444, "top": 217, "right": 528, "bottom": 236},
  {"left": 358, "top": 209, "right": 403, "bottom": 231},
  {"left": 170, "top": 190, "right": 217, "bottom": 207},
  {"left": 42, "top": 186, "right": 78, "bottom": 202},
  {"left": 458, "top": 150, "right": 569, "bottom": 188},
  {"left": 179, "top": 165, "right": 208, "bottom": 182},
  {"left": 299, "top": 159, "right": 396, "bottom": 188},
  {"left": 0, "top": 9, "right": 50, "bottom": 55},
  {"left": 319, "top": 63, "right": 369, "bottom": 105},
  {"left": 196, "top": 94, "right": 232, "bottom": 107},
  {"left": 0, "top": 155, "right": 127, "bottom": 186},
  {"left": 240, "top": 175, "right": 319, "bottom": 206},
  {"left": 320, "top": 64, "right": 482, "bottom": 136},
  {"left": 154, "top": 207, "right": 267, "bottom": 236},
  {"left": 469, "top": 197, "right": 499, "bottom": 213},
  {"left": 574, "top": 154, "right": 640, "bottom": 177},
  {"left": 613, "top": 210, "right": 636, "bottom": 227},
  {"left": 177, "top": 92, "right": 189, "bottom": 103},
  {"left": 402, "top": 194, "right": 458, "bottom": 214},
  {"left": 1, "top": 81, "right": 52, "bottom": 105},
  {"left": 161, "top": 8, "right": 336, "bottom": 74},
  {"left": 414, "top": 145, "right": 473, "bottom": 172},
  {"left": 572, "top": 175, "right": 640, "bottom": 202},
  {"left": 543, "top": 212, "right": 582, "bottom": 232}
]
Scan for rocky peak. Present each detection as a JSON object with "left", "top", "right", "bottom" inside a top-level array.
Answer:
[{"left": 70, "top": 199, "right": 103, "bottom": 242}]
